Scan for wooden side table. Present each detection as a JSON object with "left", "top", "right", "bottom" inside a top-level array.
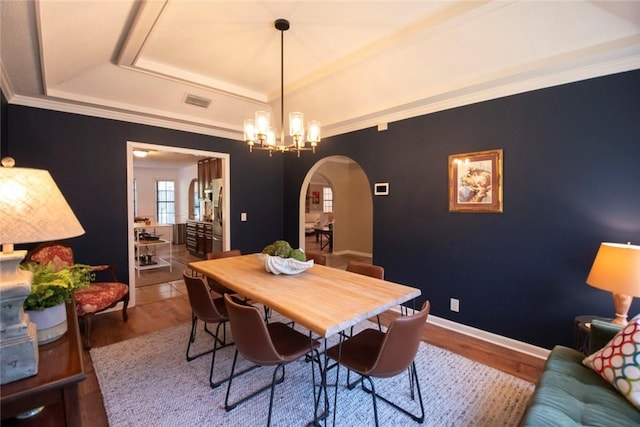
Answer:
[{"left": 1, "top": 302, "right": 86, "bottom": 427}]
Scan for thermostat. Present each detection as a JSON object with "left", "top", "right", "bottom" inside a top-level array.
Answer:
[{"left": 374, "top": 183, "right": 389, "bottom": 196}]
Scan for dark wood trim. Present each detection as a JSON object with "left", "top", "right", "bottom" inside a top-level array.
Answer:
[{"left": 1, "top": 303, "right": 86, "bottom": 427}]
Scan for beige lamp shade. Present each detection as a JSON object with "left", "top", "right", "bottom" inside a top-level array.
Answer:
[
  {"left": 1, "top": 159, "right": 85, "bottom": 385},
  {"left": 0, "top": 163, "right": 85, "bottom": 249},
  {"left": 586, "top": 242, "right": 640, "bottom": 297}
]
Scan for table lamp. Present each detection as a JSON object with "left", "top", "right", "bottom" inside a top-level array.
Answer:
[
  {"left": 0, "top": 157, "right": 85, "bottom": 384},
  {"left": 586, "top": 242, "right": 640, "bottom": 326}
]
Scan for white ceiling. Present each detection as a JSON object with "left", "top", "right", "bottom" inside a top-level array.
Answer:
[
  {"left": 1, "top": 1, "right": 639, "bottom": 144},
  {"left": 132, "top": 149, "right": 210, "bottom": 169}
]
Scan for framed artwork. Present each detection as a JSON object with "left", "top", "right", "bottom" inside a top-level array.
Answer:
[
  {"left": 448, "top": 149, "right": 503, "bottom": 213},
  {"left": 312, "top": 191, "right": 320, "bottom": 204}
]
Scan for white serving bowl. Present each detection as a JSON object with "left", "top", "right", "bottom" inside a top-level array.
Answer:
[{"left": 263, "top": 255, "right": 314, "bottom": 275}]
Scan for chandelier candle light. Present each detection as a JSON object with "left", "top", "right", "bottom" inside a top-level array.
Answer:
[{"left": 243, "top": 19, "right": 321, "bottom": 157}]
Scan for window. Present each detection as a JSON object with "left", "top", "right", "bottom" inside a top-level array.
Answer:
[
  {"left": 323, "top": 187, "right": 333, "bottom": 213},
  {"left": 156, "top": 180, "right": 175, "bottom": 224}
]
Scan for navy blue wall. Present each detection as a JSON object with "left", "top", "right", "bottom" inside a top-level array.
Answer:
[
  {"left": 283, "top": 70, "right": 640, "bottom": 349},
  {"left": 7, "top": 108, "right": 284, "bottom": 280},
  {"left": 7, "top": 70, "right": 639, "bottom": 349}
]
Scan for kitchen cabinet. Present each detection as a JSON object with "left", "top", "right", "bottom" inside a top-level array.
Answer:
[
  {"left": 186, "top": 221, "right": 198, "bottom": 254},
  {"left": 186, "top": 220, "right": 213, "bottom": 259},
  {"left": 197, "top": 158, "right": 222, "bottom": 200},
  {"left": 210, "top": 158, "right": 220, "bottom": 180},
  {"left": 196, "top": 222, "right": 206, "bottom": 255}
]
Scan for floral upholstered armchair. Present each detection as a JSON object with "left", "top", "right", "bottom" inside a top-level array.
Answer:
[{"left": 28, "top": 242, "right": 129, "bottom": 349}]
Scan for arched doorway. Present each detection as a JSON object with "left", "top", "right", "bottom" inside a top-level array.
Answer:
[{"left": 299, "top": 156, "right": 373, "bottom": 258}]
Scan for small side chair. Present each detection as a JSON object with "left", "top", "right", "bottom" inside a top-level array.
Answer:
[
  {"left": 346, "top": 260, "right": 385, "bottom": 330},
  {"left": 29, "top": 241, "right": 129, "bottom": 350},
  {"left": 326, "top": 300, "right": 430, "bottom": 426},
  {"left": 305, "top": 250, "right": 327, "bottom": 266},
  {"left": 204, "top": 249, "right": 242, "bottom": 295},
  {"left": 183, "top": 272, "right": 233, "bottom": 388},
  {"left": 223, "top": 294, "right": 321, "bottom": 426}
]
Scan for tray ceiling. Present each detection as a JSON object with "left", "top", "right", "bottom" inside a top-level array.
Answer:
[{"left": 2, "top": 1, "right": 639, "bottom": 140}]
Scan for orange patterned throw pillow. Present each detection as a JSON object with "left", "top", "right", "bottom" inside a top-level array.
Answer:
[{"left": 583, "top": 315, "right": 640, "bottom": 409}]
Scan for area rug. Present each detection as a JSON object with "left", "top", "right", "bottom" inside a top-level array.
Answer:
[{"left": 92, "top": 314, "right": 534, "bottom": 426}]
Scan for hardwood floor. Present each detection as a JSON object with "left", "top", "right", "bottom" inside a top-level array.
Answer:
[{"left": 73, "top": 244, "right": 544, "bottom": 426}]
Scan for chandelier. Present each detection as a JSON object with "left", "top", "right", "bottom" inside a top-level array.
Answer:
[{"left": 243, "top": 19, "right": 321, "bottom": 157}]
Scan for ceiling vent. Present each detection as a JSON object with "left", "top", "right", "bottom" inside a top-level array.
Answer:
[{"left": 184, "top": 94, "right": 211, "bottom": 108}]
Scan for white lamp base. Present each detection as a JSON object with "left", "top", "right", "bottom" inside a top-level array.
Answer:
[
  {"left": 611, "top": 292, "right": 633, "bottom": 326},
  {"left": 0, "top": 321, "right": 39, "bottom": 384},
  {"left": 0, "top": 251, "right": 39, "bottom": 384}
]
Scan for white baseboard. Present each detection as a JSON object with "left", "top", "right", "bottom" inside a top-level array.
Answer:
[
  {"left": 323, "top": 249, "right": 550, "bottom": 360},
  {"left": 390, "top": 306, "right": 550, "bottom": 360},
  {"left": 331, "top": 253, "right": 549, "bottom": 360}
]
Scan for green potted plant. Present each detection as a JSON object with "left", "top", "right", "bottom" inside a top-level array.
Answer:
[
  {"left": 21, "top": 262, "right": 93, "bottom": 344},
  {"left": 261, "top": 240, "right": 313, "bottom": 275}
]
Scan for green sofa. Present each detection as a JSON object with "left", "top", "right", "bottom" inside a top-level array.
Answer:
[{"left": 520, "top": 320, "right": 640, "bottom": 426}]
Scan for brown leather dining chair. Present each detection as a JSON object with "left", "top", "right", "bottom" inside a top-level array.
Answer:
[
  {"left": 205, "top": 249, "right": 242, "bottom": 295},
  {"left": 223, "top": 294, "right": 322, "bottom": 427},
  {"left": 346, "top": 260, "right": 385, "bottom": 330},
  {"left": 326, "top": 300, "right": 430, "bottom": 426},
  {"left": 183, "top": 272, "right": 232, "bottom": 388},
  {"left": 206, "top": 249, "right": 273, "bottom": 320},
  {"left": 305, "top": 250, "right": 327, "bottom": 266},
  {"left": 346, "top": 260, "right": 384, "bottom": 279},
  {"left": 347, "top": 260, "right": 414, "bottom": 317}
]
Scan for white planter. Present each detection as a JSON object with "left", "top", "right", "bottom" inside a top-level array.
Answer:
[
  {"left": 263, "top": 254, "right": 314, "bottom": 275},
  {"left": 26, "top": 303, "right": 68, "bottom": 345}
]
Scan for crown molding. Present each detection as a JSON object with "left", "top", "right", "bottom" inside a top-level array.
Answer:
[
  {"left": 0, "top": 62, "right": 16, "bottom": 100},
  {"left": 324, "top": 53, "right": 640, "bottom": 138},
  {"left": 7, "top": 93, "right": 243, "bottom": 142},
  {"left": 5, "top": 54, "right": 639, "bottom": 143}
]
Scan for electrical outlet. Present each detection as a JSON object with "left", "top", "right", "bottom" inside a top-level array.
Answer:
[{"left": 450, "top": 298, "right": 460, "bottom": 312}]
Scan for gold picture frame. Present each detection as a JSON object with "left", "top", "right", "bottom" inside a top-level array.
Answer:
[{"left": 448, "top": 149, "right": 503, "bottom": 213}]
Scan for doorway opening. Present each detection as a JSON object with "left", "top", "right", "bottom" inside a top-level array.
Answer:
[
  {"left": 303, "top": 173, "right": 334, "bottom": 253},
  {"left": 299, "top": 156, "right": 373, "bottom": 260},
  {"left": 126, "top": 141, "right": 230, "bottom": 307}
]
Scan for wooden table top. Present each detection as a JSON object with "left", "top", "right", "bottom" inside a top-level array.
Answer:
[{"left": 189, "top": 254, "right": 421, "bottom": 338}]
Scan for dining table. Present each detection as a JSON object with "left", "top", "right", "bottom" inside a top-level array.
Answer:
[
  {"left": 188, "top": 253, "right": 421, "bottom": 339},
  {"left": 188, "top": 253, "right": 422, "bottom": 425}
]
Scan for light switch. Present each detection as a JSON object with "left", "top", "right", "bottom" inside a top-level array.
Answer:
[{"left": 241, "top": 212, "right": 247, "bottom": 222}]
